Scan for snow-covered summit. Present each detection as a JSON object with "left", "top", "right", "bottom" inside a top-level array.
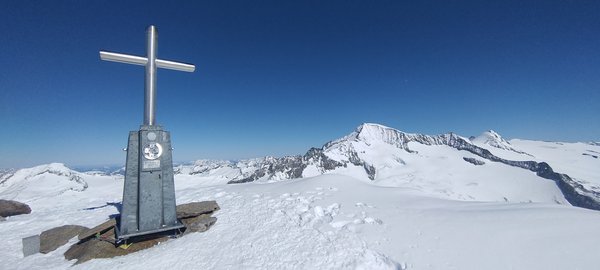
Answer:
[
  {"left": 0, "top": 163, "right": 88, "bottom": 202},
  {"left": 472, "top": 130, "right": 510, "bottom": 148},
  {"left": 327, "top": 123, "right": 442, "bottom": 152},
  {"left": 340, "top": 123, "right": 417, "bottom": 148},
  {"left": 471, "top": 130, "right": 530, "bottom": 156}
]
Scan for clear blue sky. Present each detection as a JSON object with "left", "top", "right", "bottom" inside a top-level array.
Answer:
[{"left": 1, "top": 0, "right": 599, "bottom": 169}]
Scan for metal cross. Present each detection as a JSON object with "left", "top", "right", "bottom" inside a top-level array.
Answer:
[{"left": 100, "top": 25, "right": 195, "bottom": 126}]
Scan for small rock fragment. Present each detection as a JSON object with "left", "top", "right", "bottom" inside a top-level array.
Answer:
[{"left": 185, "top": 216, "right": 217, "bottom": 233}]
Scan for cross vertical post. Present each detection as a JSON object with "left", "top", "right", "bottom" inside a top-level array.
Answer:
[{"left": 145, "top": 26, "right": 157, "bottom": 126}]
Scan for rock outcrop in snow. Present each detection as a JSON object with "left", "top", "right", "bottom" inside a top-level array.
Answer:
[{"left": 0, "top": 199, "right": 31, "bottom": 217}]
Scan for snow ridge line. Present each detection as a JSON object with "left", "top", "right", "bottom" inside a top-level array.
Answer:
[{"left": 435, "top": 133, "right": 600, "bottom": 211}]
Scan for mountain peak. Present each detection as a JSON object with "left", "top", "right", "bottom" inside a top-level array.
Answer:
[
  {"left": 487, "top": 130, "right": 501, "bottom": 137},
  {"left": 357, "top": 123, "right": 394, "bottom": 131},
  {"left": 356, "top": 123, "right": 399, "bottom": 139},
  {"left": 352, "top": 123, "right": 414, "bottom": 146},
  {"left": 471, "top": 130, "right": 530, "bottom": 156},
  {"left": 473, "top": 130, "right": 510, "bottom": 146}
]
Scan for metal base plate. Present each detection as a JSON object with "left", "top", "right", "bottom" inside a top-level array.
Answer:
[{"left": 115, "top": 219, "right": 185, "bottom": 240}]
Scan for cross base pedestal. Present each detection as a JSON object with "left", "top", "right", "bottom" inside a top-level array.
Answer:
[{"left": 116, "top": 125, "right": 183, "bottom": 241}]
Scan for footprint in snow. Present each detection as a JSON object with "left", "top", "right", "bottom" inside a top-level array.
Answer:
[{"left": 355, "top": 202, "right": 375, "bottom": 208}]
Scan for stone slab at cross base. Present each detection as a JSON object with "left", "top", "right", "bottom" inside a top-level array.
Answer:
[
  {"left": 40, "top": 225, "right": 89, "bottom": 254},
  {"left": 64, "top": 201, "right": 220, "bottom": 265},
  {"left": 79, "top": 219, "right": 116, "bottom": 241},
  {"left": 65, "top": 228, "right": 170, "bottom": 265},
  {"left": 176, "top": 200, "right": 220, "bottom": 219}
]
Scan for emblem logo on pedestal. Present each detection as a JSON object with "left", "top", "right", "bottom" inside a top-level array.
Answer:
[{"left": 143, "top": 143, "right": 163, "bottom": 160}]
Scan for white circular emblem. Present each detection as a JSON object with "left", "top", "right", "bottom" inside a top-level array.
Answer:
[{"left": 143, "top": 142, "right": 163, "bottom": 160}]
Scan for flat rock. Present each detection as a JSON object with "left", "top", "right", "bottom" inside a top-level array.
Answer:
[
  {"left": 78, "top": 218, "right": 116, "bottom": 240},
  {"left": 0, "top": 199, "right": 31, "bottom": 217},
  {"left": 176, "top": 201, "right": 220, "bottom": 219},
  {"left": 40, "top": 225, "right": 88, "bottom": 254},
  {"left": 65, "top": 228, "right": 169, "bottom": 264}
]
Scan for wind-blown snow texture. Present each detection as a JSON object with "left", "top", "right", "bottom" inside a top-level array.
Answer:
[{"left": 1, "top": 123, "right": 599, "bottom": 269}]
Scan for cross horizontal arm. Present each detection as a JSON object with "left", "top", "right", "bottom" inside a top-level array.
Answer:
[
  {"left": 100, "top": 51, "right": 196, "bottom": 72},
  {"left": 156, "top": 59, "right": 195, "bottom": 72},
  {"left": 100, "top": 51, "right": 146, "bottom": 65}
]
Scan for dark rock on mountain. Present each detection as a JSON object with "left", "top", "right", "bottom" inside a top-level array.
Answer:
[
  {"left": 228, "top": 156, "right": 306, "bottom": 184},
  {"left": 463, "top": 157, "right": 485, "bottom": 165}
]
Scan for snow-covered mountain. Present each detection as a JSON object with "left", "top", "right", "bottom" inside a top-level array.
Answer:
[
  {"left": 173, "top": 123, "right": 600, "bottom": 211},
  {"left": 0, "top": 163, "right": 88, "bottom": 202},
  {"left": 6, "top": 123, "right": 598, "bottom": 210}
]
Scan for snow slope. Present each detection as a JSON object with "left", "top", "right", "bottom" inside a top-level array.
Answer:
[
  {"left": 2, "top": 171, "right": 600, "bottom": 270},
  {"left": 509, "top": 139, "right": 600, "bottom": 192}
]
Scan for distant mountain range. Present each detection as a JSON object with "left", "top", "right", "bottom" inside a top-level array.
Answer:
[
  {"left": 173, "top": 123, "right": 600, "bottom": 210},
  {"left": 2, "top": 123, "right": 599, "bottom": 211}
]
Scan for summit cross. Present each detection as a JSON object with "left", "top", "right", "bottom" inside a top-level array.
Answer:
[{"left": 99, "top": 25, "right": 196, "bottom": 241}]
